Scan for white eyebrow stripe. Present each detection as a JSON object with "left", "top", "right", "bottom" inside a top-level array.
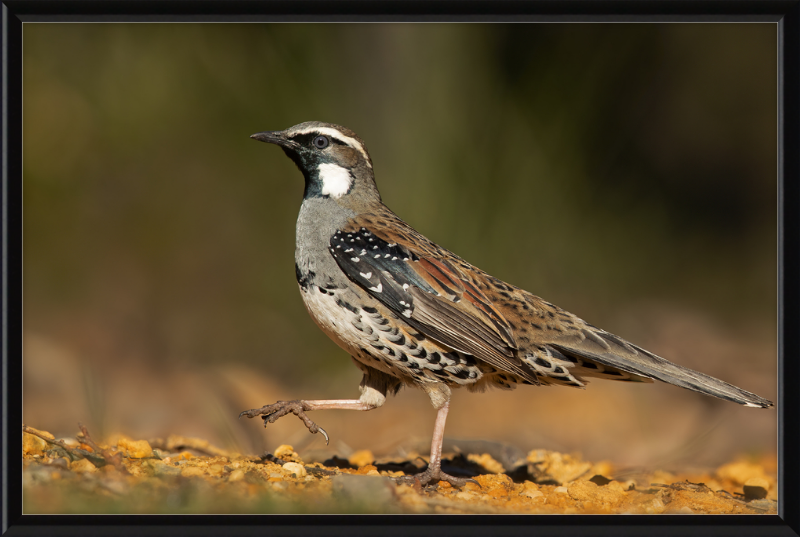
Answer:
[{"left": 291, "top": 126, "right": 372, "bottom": 168}]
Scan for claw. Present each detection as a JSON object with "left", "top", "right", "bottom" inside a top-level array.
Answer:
[
  {"left": 239, "top": 401, "right": 328, "bottom": 443},
  {"left": 260, "top": 410, "right": 279, "bottom": 427},
  {"left": 392, "top": 467, "right": 478, "bottom": 488}
]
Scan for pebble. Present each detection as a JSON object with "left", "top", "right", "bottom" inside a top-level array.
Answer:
[
  {"left": 228, "top": 469, "right": 245, "bottom": 482},
  {"left": 355, "top": 465, "right": 380, "bottom": 476},
  {"left": 743, "top": 477, "right": 769, "bottom": 500},
  {"left": 567, "top": 480, "right": 624, "bottom": 505},
  {"left": 747, "top": 499, "right": 777, "bottom": 512},
  {"left": 22, "top": 429, "right": 53, "bottom": 456},
  {"left": 148, "top": 460, "right": 181, "bottom": 477},
  {"left": 117, "top": 438, "right": 153, "bottom": 459},
  {"left": 520, "top": 489, "right": 543, "bottom": 500},
  {"left": 282, "top": 462, "right": 307, "bottom": 478},
  {"left": 274, "top": 444, "right": 302, "bottom": 463},
  {"left": 70, "top": 458, "right": 98, "bottom": 473}
]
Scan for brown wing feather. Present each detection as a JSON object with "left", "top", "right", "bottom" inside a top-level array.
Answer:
[{"left": 336, "top": 211, "right": 538, "bottom": 383}]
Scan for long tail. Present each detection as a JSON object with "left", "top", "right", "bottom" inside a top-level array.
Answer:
[{"left": 548, "top": 337, "right": 774, "bottom": 408}]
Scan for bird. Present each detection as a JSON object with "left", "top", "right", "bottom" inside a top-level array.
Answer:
[{"left": 240, "top": 121, "right": 774, "bottom": 487}]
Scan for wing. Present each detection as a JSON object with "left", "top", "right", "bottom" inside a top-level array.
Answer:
[{"left": 328, "top": 222, "right": 539, "bottom": 383}]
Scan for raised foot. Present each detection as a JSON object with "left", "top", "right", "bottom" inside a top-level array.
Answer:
[
  {"left": 238, "top": 400, "right": 329, "bottom": 445},
  {"left": 393, "top": 467, "right": 479, "bottom": 488}
]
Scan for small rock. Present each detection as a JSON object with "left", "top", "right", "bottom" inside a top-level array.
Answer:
[
  {"left": 228, "top": 469, "right": 245, "bottom": 482},
  {"left": 23, "top": 428, "right": 54, "bottom": 456},
  {"left": 475, "top": 473, "right": 513, "bottom": 489},
  {"left": 554, "top": 486, "right": 568, "bottom": 494},
  {"left": 59, "top": 438, "right": 80, "bottom": 448},
  {"left": 348, "top": 449, "right": 374, "bottom": 468},
  {"left": 520, "top": 484, "right": 544, "bottom": 500},
  {"left": 70, "top": 458, "right": 98, "bottom": 473},
  {"left": 117, "top": 438, "right": 153, "bottom": 459},
  {"left": 606, "top": 481, "right": 628, "bottom": 494},
  {"left": 283, "top": 462, "right": 307, "bottom": 478},
  {"left": 743, "top": 477, "right": 769, "bottom": 500},
  {"left": 274, "top": 444, "right": 303, "bottom": 463},
  {"left": 747, "top": 499, "right": 777, "bottom": 512},
  {"left": 148, "top": 460, "right": 181, "bottom": 477},
  {"left": 356, "top": 464, "right": 380, "bottom": 476}
]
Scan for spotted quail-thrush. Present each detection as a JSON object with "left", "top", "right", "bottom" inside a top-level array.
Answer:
[{"left": 240, "top": 121, "right": 773, "bottom": 487}]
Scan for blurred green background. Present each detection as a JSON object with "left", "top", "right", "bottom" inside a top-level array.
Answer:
[{"left": 23, "top": 23, "right": 777, "bottom": 469}]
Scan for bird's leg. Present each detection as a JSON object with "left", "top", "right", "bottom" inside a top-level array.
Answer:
[
  {"left": 395, "top": 400, "right": 477, "bottom": 488},
  {"left": 239, "top": 399, "right": 378, "bottom": 445}
]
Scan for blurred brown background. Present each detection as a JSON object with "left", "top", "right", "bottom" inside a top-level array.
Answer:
[{"left": 23, "top": 23, "right": 777, "bottom": 471}]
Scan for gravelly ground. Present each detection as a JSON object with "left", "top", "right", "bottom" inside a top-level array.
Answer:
[{"left": 22, "top": 425, "right": 777, "bottom": 514}]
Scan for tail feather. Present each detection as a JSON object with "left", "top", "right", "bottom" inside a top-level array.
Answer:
[{"left": 549, "top": 342, "right": 773, "bottom": 408}]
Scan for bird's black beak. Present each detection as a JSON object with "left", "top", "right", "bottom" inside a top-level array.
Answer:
[{"left": 250, "top": 130, "right": 298, "bottom": 150}]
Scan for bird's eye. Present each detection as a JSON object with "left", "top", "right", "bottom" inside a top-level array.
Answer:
[{"left": 313, "top": 135, "right": 329, "bottom": 149}]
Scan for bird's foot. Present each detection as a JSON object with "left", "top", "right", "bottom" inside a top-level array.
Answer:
[
  {"left": 239, "top": 400, "right": 329, "bottom": 444},
  {"left": 393, "top": 466, "right": 479, "bottom": 488}
]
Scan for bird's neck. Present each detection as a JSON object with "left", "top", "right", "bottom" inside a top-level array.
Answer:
[{"left": 295, "top": 197, "right": 355, "bottom": 288}]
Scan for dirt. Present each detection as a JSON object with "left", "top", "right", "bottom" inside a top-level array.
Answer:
[{"left": 22, "top": 425, "right": 777, "bottom": 514}]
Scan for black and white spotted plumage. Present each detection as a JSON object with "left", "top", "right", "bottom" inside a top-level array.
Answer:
[{"left": 298, "top": 277, "right": 487, "bottom": 389}]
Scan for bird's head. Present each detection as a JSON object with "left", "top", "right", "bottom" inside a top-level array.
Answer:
[{"left": 251, "top": 121, "right": 381, "bottom": 206}]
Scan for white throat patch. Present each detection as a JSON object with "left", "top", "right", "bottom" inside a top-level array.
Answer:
[{"left": 318, "top": 163, "right": 353, "bottom": 198}]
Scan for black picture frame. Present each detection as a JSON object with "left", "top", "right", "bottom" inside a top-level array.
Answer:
[{"left": 2, "top": 2, "right": 798, "bottom": 537}]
